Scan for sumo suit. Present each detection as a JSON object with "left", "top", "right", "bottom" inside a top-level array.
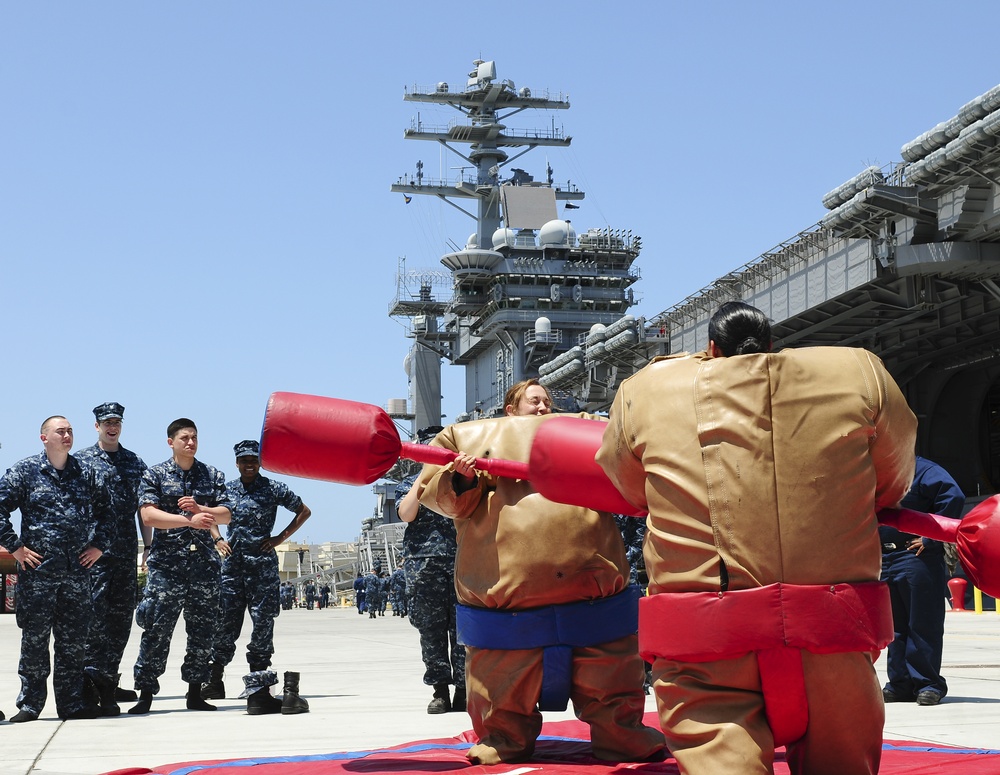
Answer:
[
  {"left": 597, "top": 347, "right": 917, "bottom": 775},
  {"left": 417, "top": 414, "right": 665, "bottom": 765}
]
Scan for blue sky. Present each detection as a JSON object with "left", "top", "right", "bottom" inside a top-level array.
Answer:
[{"left": 3, "top": 2, "right": 998, "bottom": 541}]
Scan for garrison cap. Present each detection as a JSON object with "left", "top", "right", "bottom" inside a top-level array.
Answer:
[
  {"left": 234, "top": 439, "right": 260, "bottom": 459},
  {"left": 93, "top": 402, "right": 125, "bottom": 421}
]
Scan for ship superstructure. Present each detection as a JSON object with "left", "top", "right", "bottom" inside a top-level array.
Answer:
[{"left": 389, "top": 60, "right": 658, "bottom": 425}]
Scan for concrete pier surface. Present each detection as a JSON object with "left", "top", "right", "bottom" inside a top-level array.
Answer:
[{"left": 2, "top": 605, "right": 998, "bottom": 774}]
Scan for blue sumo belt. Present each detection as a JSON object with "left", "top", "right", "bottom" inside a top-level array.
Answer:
[{"left": 456, "top": 585, "right": 641, "bottom": 711}]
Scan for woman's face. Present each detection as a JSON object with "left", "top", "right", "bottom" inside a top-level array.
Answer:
[{"left": 507, "top": 384, "right": 552, "bottom": 416}]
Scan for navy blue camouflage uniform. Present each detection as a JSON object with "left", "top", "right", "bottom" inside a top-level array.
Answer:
[
  {"left": 881, "top": 455, "right": 965, "bottom": 702},
  {"left": 397, "top": 476, "right": 465, "bottom": 691},
  {"left": 364, "top": 570, "right": 384, "bottom": 618},
  {"left": 133, "top": 459, "right": 231, "bottom": 694},
  {"left": 379, "top": 574, "right": 390, "bottom": 614},
  {"left": 75, "top": 442, "right": 147, "bottom": 686},
  {"left": 0, "top": 453, "right": 113, "bottom": 718},
  {"left": 213, "top": 474, "right": 303, "bottom": 670},
  {"left": 614, "top": 513, "right": 647, "bottom": 590},
  {"left": 615, "top": 513, "right": 652, "bottom": 691},
  {"left": 389, "top": 567, "right": 407, "bottom": 616}
]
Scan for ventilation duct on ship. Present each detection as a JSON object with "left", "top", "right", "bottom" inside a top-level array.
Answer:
[
  {"left": 901, "top": 84, "right": 1000, "bottom": 162},
  {"left": 822, "top": 166, "right": 885, "bottom": 210},
  {"left": 538, "top": 345, "right": 584, "bottom": 377}
]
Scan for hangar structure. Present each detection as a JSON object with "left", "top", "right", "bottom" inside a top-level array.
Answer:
[{"left": 628, "top": 85, "right": 1000, "bottom": 500}]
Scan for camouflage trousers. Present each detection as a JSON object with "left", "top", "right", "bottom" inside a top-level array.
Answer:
[
  {"left": 364, "top": 584, "right": 383, "bottom": 614},
  {"left": 15, "top": 564, "right": 93, "bottom": 718},
  {"left": 85, "top": 555, "right": 138, "bottom": 683},
  {"left": 133, "top": 551, "right": 220, "bottom": 693},
  {"left": 212, "top": 552, "right": 280, "bottom": 669},
  {"left": 405, "top": 556, "right": 465, "bottom": 687}
]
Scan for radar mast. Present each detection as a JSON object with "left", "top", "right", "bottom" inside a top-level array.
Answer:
[{"left": 389, "top": 60, "right": 646, "bottom": 434}]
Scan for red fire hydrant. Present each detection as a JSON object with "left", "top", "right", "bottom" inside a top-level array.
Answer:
[{"left": 947, "top": 577, "right": 968, "bottom": 612}]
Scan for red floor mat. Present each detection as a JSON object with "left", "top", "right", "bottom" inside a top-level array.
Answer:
[{"left": 103, "top": 714, "right": 1000, "bottom": 775}]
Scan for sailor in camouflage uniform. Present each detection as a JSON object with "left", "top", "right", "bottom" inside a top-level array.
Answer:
[
  {"left": 614, "top": 513, "right": 647, "bottom": 590},
  {"left": 364, "top": 564, "right": 384, "bottom": 618},
  {"left": 75, "top": 402, "right": 151, "bottom": 715},
  {"left": 128, "top": 418, "right": 232, "bottom": 715},
  {"left": 614, "top": 513, "right": 652, "bottom": 693},
  {"left": 379, "top": 572, "right": 391, "bottom": 615},
  {"left": 0, "top": 416, "right": 114, "bottom": 722},
  {"left": 396, "top": 461, "right": 466, "bottom": 714},
  {"left": 389, "top": 566, "right": 407, "bottom": 616},
  {"left": 202, "top": 439, "right": 311, "bottom": 710}
]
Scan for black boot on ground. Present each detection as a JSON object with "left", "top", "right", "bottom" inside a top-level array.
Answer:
[
  {"left": 83, "top": 674, "right": 100, "bottom": 707},
  {"left": 427, "top": 684, "right": 451, "bottom": 714},
  {"left": 84, "top": 668, "right": 121, "bottom": 716},
  {"left": 201, "top": 662, "right": 226, "bottom": 700},
  {"left": 128, "top": 690, "right": 153, "bottom": 715},
  {"left": 280, "top": 671, "right": 309, "bottom": 715},
  {"left": 186, "top": 681, "right": 217, "bottom": 711},
  {"left": 241, "top": 669, "right": 283, "bottom": 715},
  {"left": 61, "top": 704, "right": 100, "bottom": 720},
  {"left": 247, "top": 687, "right": 283, "bottom": 715},
  {"left": 115, "top": 676, "right": 138, "bottom": 703},
  {"left": 451, "top": 686, "right": 466, "bottom": 712}
]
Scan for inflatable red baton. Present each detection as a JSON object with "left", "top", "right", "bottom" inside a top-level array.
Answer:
[
  {"left": 259, "top": 392, "right": 528, "bottom": 485},
  {"left": 529, "top": 415, "right": 646, "bottom": 517},
  {"left": 878, "top": 495, "right": 1000, "bottom": 598},
  {"left": 259, "top": 393, "right": 639, "bottom": 515}
]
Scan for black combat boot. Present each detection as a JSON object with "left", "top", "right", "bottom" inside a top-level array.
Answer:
[
  {"left": 452, "top": 686, "right": 466, "bottom": 712},
  {"left": 61, "top": 704, "right": 100, "bottom": 720},
  {"left": 186, "top": 681, "right": 217, "bottom": 711},
  {"left": 115, "top": 676, "right": 138, "bottom": 702},
  {"left": 201, "top": 661, "right": 226, "bottom": 700},
  {"left": 128, "top": 689, "right": 153, "bottom": 715},
  {"left": 280, "top": 671, "right": 309, "bottom": 715},
  {"left": 83, "top": 673, "right": 100, "bottom": 707},
  {"left": 84, "top": 668, "right": 121, "bottom": 716},
  {"left": 242, "top": 670, "right": 283, "bottom": 715},
  {"left": 427, "top": 684, "right": 451, "bottom": 714}
]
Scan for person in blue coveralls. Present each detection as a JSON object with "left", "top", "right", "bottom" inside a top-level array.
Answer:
[{"left": 880, "top": 455, "right": 965, "bottom": 706}]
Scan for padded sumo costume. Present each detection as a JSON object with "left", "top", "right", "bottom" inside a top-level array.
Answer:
[
  {"left": 597, "top": 347, "right": 917, "bottom": 775},
  {"left": 416, "top": 414, "right": 665, "bottom": 765}
]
